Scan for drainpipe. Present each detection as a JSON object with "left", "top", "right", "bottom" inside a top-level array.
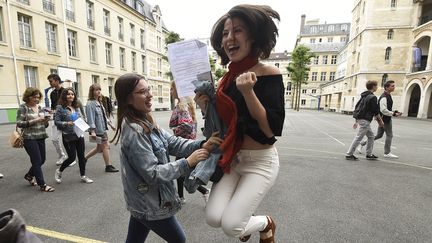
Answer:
[
  {"left": 6, "top": 0, "right": 21, "bottom": 106},
  {"left": 61, "top": 0, "right": 70, "bottom": 67}
]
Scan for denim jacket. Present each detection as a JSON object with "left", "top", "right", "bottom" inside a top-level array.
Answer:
[
  {"left": 86, "top": 100, "right": 108, "bottom": 135},
  {"left": 54, "top": 105, "right": 83, "bottom": 134},
  {"left": 120, "top": 118, "right": 203, "bottom": 221}
]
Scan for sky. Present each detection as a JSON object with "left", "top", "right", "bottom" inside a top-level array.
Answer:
[{"left": 148, "top": 0, "right": 354, "bottom": 52}]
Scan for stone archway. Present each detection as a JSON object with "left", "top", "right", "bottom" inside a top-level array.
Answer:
[
  {"left": 424, "top": 81, "right": 432, "bottom": 118},
  {"left": 408, "top": 84, "right": 421, "bottom": 117}
]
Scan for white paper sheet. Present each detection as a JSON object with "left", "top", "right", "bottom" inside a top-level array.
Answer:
[
  {"left": 167, "top": 39, "right": 212, "bottom": 98},
  {"left": 73, "top": 118, "right": 90, "bottom": 138}
]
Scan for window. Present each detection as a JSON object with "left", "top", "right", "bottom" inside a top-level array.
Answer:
[
  {"left": 18, "top": 14, "right": 32, "bottom": 48},
  {"left": 340, "top": 36, "right": 347, "bottom": 42},
  {"left": 0, "top": 9, "right": 4, "bottom": 42},
  {"left": 328, "top": 25, "right": 334, "bottom": 32},
  {"left": 312, "top": 89, "right": 317, "bottom": 94},
  {"left": 88, "top": 37, "right": 97, "bottom": 63},
  {"left": 103, "top": 9, "right": 110, "bottom": 36},
  {"left": 65, "top": 0, "right": 75, "bottom": 22},
  {"left": 43, "top": 0, "right": 55, "bottom": 14},
  {"left": 301, "top": 99, "right": 306, "bottom": 106},
  {"left": 92, "top": 75, "right": 99, "bottom": 84},
  {"left": 322, "top": 55, "right": 328, "bottom": 65},
  {"left": 302, "top": 89, "right": 307, "bottom": 94},
  {"left": 157, "top": 57, "right": 162, "bottom": 77},
  {"left": 18, "top": 0, "right": 29, "bottom": 5},
  {"left": 45, "top": 22, "right": 57, "bottom": 53},
  {"left": 131, "top": 51, "right": 136, "bottom": 71},
  {"left": 287, "top": 82, "right": 291, "bottom": 91},
  {"left": 327, "top": 37, "right": 333, "bottom": 43},
  {"left": 157, "top": 36, "right": 162, "bottom": 51},
  {"left": 67, "top": 29, "right": 77, "bottom": 57},
  {"left": 319, "top": 38, "right": 322, "bottom": 43},
  {"left": 381, "top": 74, "right": 388, "bottom": 87},
  {"left": 311, "top": 72, "right": 318, "bottom": 81},
  {"left": 120, "top": 47, "right": 125, "bottom": 69},
  {"left": 158, "top": 85, "right": 162, "bottom": 96},
  {"left": 130, "top": 23, "right": 135, "bottom": 46},
  {"left": 314, "top": 56, "right": 319, "bottom": 65},
  {"left": 275, "top": 63, "right": 279, "bottom": 68},
  {"left": 141, "top": 55, "right": 147, "bottom": 74},
  {"left": 341, "top": 24, "right": 348, "bottom": 31},
  {"left": 331, "top": 55, "right": 337, "bottom": 64},
  {"left": 310, "top": 26, "right": 317, "bottom": 33},
  {"left": 118, "top": 17, "right": 124, "bottom": 41},
  {"left": 329, "top": 72, "right": 335, "bottom": 81},
  {"left": 105, "top": 42, "right": 112, "bottom": 65},
  {"left": 24, "top": 66, "right": 37, "bottom": 87},
  {"left": 86, "top": 1, "right": 94, "bottom": 29},
  {"left": 387, "top": 29, "right": 394, "bottom": 40},
  {"left": 320, "top": 72, "right": 326, "bottom": 81},
  {"left": 385, "top": 47, "right": 391, "bottom": 62},
  {"left": 310, "top": 38, "right": 315, "bottom": 43},
  {"left": 391, "top": 0, "right": 396, "bottom": 8},
  {"left": 140, "top": 29, "right": 145, "bottom": 49}
]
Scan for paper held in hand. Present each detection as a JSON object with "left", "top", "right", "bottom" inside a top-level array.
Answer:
[
  {"left": 73, "top": 118, "right": 89, "bottom": 138},
  {"left": 167, "top": 39, "right": 212, "bottom": 98}
]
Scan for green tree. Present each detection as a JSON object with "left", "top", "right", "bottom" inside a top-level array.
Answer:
[
  {"left": 164, "top": 31, "right": 183, "bottom": 80},
  {"left": 287, "top": 45, "right": 314, "bottom": 111},
  {"left": 214, "top": 68, "right": 227, "bottom": 81}
]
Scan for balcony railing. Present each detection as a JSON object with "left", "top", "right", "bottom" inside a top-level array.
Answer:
[
  {"left": 104, "top": 27, "right": 111, "bottom": 36},
  {"left": 18, "top": 0, "right": 29, "bottom": 5},
  {"left": 87, "top": 19, "right": 95, "bottom": 30},
  {"left": 66, "top": 10, "right": 75, "bottom": 22},
  {"left": 43, "top": 0, "right": 55, "bottom": 14}
]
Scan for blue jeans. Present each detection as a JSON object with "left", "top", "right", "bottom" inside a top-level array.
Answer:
[
  {"left": 125, "top": 215, "right": 186, "bottom": 243},
  {"left": 23, "top": 139, "right": 46, "bottom": 186}
]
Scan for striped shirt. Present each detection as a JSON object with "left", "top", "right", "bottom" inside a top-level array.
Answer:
[{"left": 16, "top": 104, "right": 48, "bottom": 140}]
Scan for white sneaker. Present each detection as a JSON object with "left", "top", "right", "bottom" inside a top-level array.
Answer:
[
  {"left": 69, "top": 161, "right": 76, "bottom": 167},
  {"left": 80, "top": 176, "right": 93, "bottom": 184},
  {"left": 180, "top": 197, "right": 186, "bottom": 205},
  {"left": 384, "top": 153, "right": 399, "bottom": 159},
  {"left": 54, "top": 169, "right": 62, "bottom": 184},
  {"left": 56, "top": 154, "right": 67, "bottom": 166},
  {"left": 0, "top": 173, "right": 3, "bottom": 178}
]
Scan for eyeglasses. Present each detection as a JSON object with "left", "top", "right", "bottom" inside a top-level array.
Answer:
[{"left": 133, "top": 87, "right": 152, "bottom": 96}]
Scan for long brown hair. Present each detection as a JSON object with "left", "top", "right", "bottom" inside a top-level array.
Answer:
[
  {"left": 111, "top": 73, "right": 156, "bottom": 145},
  {"left": 58, "top": 87, "right": 78, "bottom": 108},
  {"left": 88, "top": 83, "right": 102, "bottom": 102}
]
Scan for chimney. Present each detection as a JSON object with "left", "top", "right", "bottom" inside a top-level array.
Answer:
[{"left": 300, "top": 14, "right": 306, "bottom": 33}]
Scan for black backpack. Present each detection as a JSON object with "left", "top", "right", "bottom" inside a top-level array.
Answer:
[{"left": 353, "top": 96, "right": 368, "bottom": 119}]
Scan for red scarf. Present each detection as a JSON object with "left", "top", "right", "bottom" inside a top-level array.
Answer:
[{"left": 216, "top": 56, "right": 258, "bottom": 172}]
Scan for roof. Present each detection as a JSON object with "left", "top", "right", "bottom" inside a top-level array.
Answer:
[
  {"left": 301, "top": 23, "right": 351, "bottom": 36},
  {"left": 120, "top": 0, "right": 168, "bottom": 30},
  {"left": 303, "top": 42, "right": 347, "bottom": 53},
  {"left": 267, "top": 52, "right": 292, "bottom": 61}
]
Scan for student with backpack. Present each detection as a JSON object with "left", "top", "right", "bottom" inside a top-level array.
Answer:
[{"left": 346, "top": 80, "right": 384, "bottom": 160}]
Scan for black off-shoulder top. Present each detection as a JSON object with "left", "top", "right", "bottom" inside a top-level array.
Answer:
[{"left": 224, "top": 74, "right": 285, "bottom": 145}]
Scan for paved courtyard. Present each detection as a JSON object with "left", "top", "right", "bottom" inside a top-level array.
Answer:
[{"left": 0, "top": 109, "right": 431, "bottom": 242}]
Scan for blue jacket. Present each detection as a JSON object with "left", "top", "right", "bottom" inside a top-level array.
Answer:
[
  {"left": 86, "top": 100, "right": 108, "bottom": 135},
  {"left": 54, "top": 105, "right": 83, "bottom": 134},
  {"left": 120, "top": 118, "right": 203, "bottom": 220}
]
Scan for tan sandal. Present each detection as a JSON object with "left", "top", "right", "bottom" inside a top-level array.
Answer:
[
  {"left": 40, "top": 185, "right": 55, "bottom": 192},
  {"left": 259, "top": 216, "right": 276, "bottom": 243}
]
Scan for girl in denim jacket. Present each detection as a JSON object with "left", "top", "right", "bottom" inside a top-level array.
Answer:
[{"left": 111, "top": 74, "right": 222, "bottom": 243}]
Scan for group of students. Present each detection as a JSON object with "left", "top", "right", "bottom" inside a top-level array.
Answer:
[
  {"left": 114, "top": 4, "right": 284, "bottom": 243},
  {"left": 16, "top": 74, "right": 119, "bottom": 192},
  {"left": 346, "top": 79, "right": 401, "bottom": 161}
]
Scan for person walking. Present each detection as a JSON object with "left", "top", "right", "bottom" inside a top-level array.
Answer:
[
  {"left": 358, "top": 80, "right": 401, "bottom": 158},
  {"left": 195, "top": 5, "right": 285, "bottom": 242},
  {"left": 346, "top": 80, "right": 384, "bottom": 161},
  {"left": 169, "top": 81, "right": 210, "bottom": 204},
  {"left": 47, "top": 74, "right": 76, "bottom": 167},
  {"left": 111, "top": 73, "right": 222, "bottom": 243},
  {"left": 54, "top": 88, "right": 93, "bottom": 184},
  {"left": 85, "top": 84, "right": 118, "bottom": 173},
  {"left": 17, "top": 87, "right": 54, "bottom": 192}
]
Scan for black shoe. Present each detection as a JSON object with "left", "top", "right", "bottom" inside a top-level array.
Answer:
[
  {"left": 105, "top": 165, "right": 119, "bottom": 173},
  {"left": 366, "top": 154, "right": 378, "bottom": 160},
  {"left": 345, "top": 154, "right": 358, "bottom": 160}
]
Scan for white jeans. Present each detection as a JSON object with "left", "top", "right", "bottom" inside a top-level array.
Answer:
[
  {"left": 205, "top": 147, "right": 279, "bottom": 237},
  {"left": 51, "top": 122, "right": 65, "bottom": 158}
]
